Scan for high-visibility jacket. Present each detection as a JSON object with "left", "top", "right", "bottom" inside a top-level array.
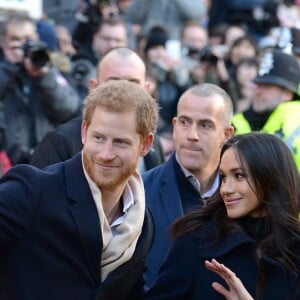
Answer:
[{"left": 232, "top": 101, "right": 300, "bottom": 171}]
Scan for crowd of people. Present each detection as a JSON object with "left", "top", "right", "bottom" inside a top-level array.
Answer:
[{"left": 0, "top": 0, "right": 300, "bottom": 299}]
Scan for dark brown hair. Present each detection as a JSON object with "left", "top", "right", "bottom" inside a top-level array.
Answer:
[{"left": 172, "top": 132, "right": 300, "bottom": 297}]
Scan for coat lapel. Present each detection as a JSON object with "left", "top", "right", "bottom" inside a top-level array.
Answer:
[
  {"left": 159, "top": 155, "right": 184, "bottom": 222},
  {"left": 65, "top": 153, "right": 102, "bottom": 283}
]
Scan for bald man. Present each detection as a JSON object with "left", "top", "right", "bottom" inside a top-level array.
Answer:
[{"left": 30, "top": 47, "right": 164, "bottom": 170}]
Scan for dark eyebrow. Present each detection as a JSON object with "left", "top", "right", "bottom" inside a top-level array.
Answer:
[
  {"left": 220, "top": 167, "right": 244, "bottom": 173},
  {"left": 178, "top": 115, "right": 214, "bottom": 125}
]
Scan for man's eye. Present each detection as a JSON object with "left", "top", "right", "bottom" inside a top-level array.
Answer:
[
  {"left": 200, "top": 122, "right": 212, "bottom": 129},
  {"left": 180, "top": 119, "right": 189, "bottom": 126},
  {"left": 94, "top": 135, "right": 103, "bottom": 141},
  {"left": 116, "top": 140, "right": 129, "bottom": 146}
]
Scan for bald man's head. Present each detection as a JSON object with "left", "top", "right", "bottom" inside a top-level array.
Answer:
[{"left": 94, "top": 47, "right": 147, "bottom": 87}]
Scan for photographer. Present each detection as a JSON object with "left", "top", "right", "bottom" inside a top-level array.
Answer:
[
  {"left": 179, "top": 21, "right": 210, "bottom": 87},
  {"left": 0, "top": 13, "right": 80, "bottom": 165},
  {"left": 186, "top": 34, "right": 258, "bottom": 113}
]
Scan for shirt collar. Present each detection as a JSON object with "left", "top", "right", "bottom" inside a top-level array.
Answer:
[
  {"left": 175, "top": 153, "right": 219, "bottom": 198},
  {"left": 110, "top": 184, "right": 134, "bottom": 228}
]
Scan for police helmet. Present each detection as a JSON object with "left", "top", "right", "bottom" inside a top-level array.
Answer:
[{"left": 253, "top": 50, "right": 300, "bottom": 95}]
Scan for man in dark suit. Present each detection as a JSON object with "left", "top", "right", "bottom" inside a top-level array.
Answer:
[
  {"left": 30, "top": 47, "right": 165, "bottom": 171},
  {"left": 0, "top": 80, "right": 158, "bottom": 299},
  {"left": 143, "top": 83, "right": 234, "bottom": 288}
]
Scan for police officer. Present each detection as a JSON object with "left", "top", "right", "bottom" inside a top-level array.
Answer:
[{"left": 232, "top": 49, "right": 300, "bottom": 171}]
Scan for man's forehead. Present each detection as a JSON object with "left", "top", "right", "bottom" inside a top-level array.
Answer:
[
  {"left": 7, "top": 21, "right": 34, "bottom": 32},
  {"left": 178, "top": 93, "right": 226, "bottom": 113},
  {"left": 98, "top": 57, "right": 145, "bottom": 83},
  {"left": 6, "top": 22, "right": 36, "bottom": 40},
  {"left": 100, "top": 24, "right": 127, "bottom": 35}
]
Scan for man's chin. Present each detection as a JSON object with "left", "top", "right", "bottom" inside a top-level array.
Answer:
[
  {"left": 181, "top": 160, "right": 201, "bottom": 172},
  {"left": 180, "top": 152, "right": 201, "bottom": 163}
]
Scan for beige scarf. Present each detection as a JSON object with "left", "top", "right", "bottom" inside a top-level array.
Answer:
[{"left": 83, "top": 165, "right": 145, "bottom": 281}]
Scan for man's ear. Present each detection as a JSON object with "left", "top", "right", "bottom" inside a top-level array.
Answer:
[
  {"left": 144, "top": 81, "right": 151, "bottom": 93},
  {"left": 81, "top": 120, "right": 87, "bottom": 145},
  {"left": 140, "top": 133, "right": 154, "bottom": 156},
  {"left": 281, "top": 89, "right": 293, "bottom": 102},
  {"left": 89, "top": 78, "right": 98, "bottom": 90},
  {"left": 224, "top": 125, "right": 234, "bottom": 141}
]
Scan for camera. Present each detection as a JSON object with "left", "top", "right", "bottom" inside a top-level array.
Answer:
[
  {"left": 198, "top": 45, "right": 219, "bottom": 65},
  {"left": 22, "top": 40, "right": 50, "bottom": 68},
  {"left": 183, "top": 45, "right": 219, "bottom": 65}
]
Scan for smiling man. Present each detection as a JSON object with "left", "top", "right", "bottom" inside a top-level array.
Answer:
[
  {"left": 142, "top": 83, "right": 234, "bottom": 288},
  {"left": 0, "top": 80, "right": 159, "bottom": 299},
  {"left": 30, "top": 47, "right": 165, "bottom": 172}
]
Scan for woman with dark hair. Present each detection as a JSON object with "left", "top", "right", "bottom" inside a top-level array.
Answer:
[{"left": 145, "top": 132, "right": 300, "bottom": 299}]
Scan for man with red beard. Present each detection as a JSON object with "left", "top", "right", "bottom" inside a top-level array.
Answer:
[
  {"left": 0, "top": 80, "right": 158, "bottom": 299},
  {"left": 30, "top": 47, "right": 165, "bottom": 172}
]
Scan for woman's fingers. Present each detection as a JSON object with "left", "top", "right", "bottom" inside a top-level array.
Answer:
[
  {"left": 205, "top": 259, "right": 236, "bottom": 282},
  {"left": 205, "top": 259, "right": 254, "bottom": 300},
  {"left": 211, "top": 281, "right": 232, "bottom": 298}
]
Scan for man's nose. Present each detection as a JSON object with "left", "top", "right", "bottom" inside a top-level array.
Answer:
[
  {"left": 187, "top": 124, "right": 199, "bottom": 140},
  {"left": 99, "top": 141, "right": 116, "bottom": 160}
]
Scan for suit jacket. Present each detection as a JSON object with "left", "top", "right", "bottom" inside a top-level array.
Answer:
[
  {"left": 142, "top": 153, "right": 188, "bottom": 288},
  {"left": 145, "top": 220, "right": 300, "bottom": 299},
  {"left": 0, "top": 153, "right": 153, "bottom": 300},
  {"left": 30, "top": 116, "right": 165, "bottom": 171}
]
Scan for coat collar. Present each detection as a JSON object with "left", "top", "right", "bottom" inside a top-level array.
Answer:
[
  {"left": 158, "top": 153, "right": 184, "bottom": 222},
  {"left": 198, "top": 220, "right": 294, "bottom": 270},
  {"left": 199, "top": 220, "right": 254, "bottom": 258},
  {"left": 64, "top": 152, "right": 102, "bottom": 283}
]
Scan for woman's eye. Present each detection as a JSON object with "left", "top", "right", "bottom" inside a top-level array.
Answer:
[{"left": 235, "top": 172, "right": 245, "bottom": 179}]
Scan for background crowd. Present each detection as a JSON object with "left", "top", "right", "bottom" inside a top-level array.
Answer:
[
  {"left": 1, "top": 0, "right": 300, "bottom": 175},
  {"left": 0, "top": 1, "right": 300, "bottom": 299}
]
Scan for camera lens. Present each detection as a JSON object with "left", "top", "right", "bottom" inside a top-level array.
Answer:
[
  {"left": 22, "top": 40, "right": 50, "bottom": 68},
  {"left": 29, "top": 49, "right": 50, "bottom": 68}
]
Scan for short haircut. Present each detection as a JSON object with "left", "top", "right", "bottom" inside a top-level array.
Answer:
[
  {"left": 178, "top": 83, "right": 233, "bottom": 126},
  {"left": 83, "top": 80, "right": 158, "bottom": 138}
]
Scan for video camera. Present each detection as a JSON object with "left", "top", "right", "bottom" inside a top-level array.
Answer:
[{"left": 22, "top": 39, "right": 50, "bottom": 68}]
